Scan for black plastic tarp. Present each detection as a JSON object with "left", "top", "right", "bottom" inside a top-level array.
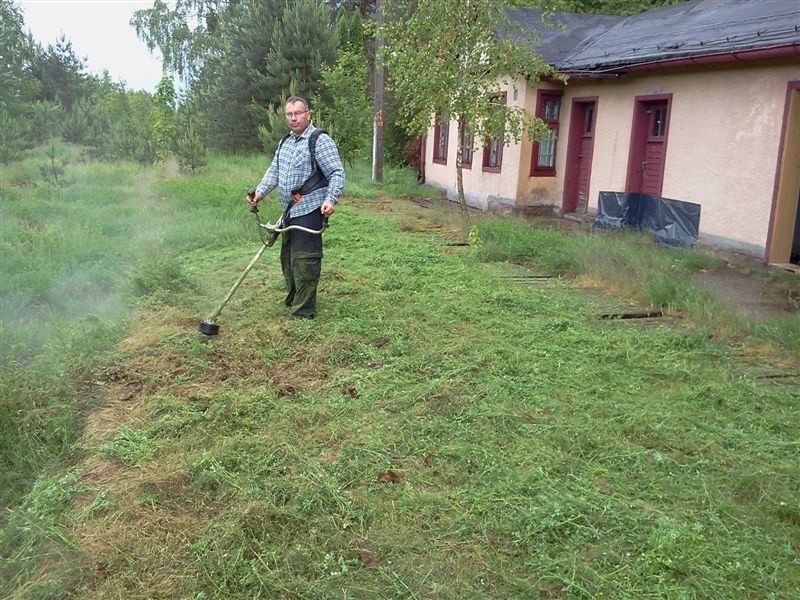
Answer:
[{"left": 593, "top": 191, "right": 701, "bottom": 247}]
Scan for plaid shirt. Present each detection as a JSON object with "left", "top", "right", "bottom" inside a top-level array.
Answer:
[{"left": 256, "top": 123, "right": 345, "bottom": 218}]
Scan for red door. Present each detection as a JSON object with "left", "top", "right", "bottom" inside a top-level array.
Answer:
[
  {"left": 626, "top": 96, "right": 671, "bottom": 195},
  {"left": 563, "top": 98, "right": 597, "bottom": 213}
]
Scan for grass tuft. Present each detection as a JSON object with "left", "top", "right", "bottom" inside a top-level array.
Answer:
[{"left": 130, "top": 256, "right": 196, "bottom": 303}]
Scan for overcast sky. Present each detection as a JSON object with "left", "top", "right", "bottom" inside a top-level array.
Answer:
[{"left": 20, "top": 0, "right": 166, "bottom": 93}]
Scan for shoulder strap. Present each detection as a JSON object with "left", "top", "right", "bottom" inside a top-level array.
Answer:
[
  {"left": 276, "top": 129, "right": 326, "bottom": 170},
  {"left": 292, "top": 129, "right": 331, "bottom": 198},
  {"left": 277, "top": 132, "right": 292, "bottom": 153},
  {"left": 308, "top": 129, "right": 327, "bottom": 171}
]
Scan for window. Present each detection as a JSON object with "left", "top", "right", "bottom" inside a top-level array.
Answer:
[
  {"left": 459, "top": 120, "right": 473, "bottom": 168},
  {"left": 483, "top": 137, "right": 503, "bottom": 171},
  {"left": 482, "top": 93, "right": 506, "bottom": 173},
  {"left": 650, "top": 106, "right": 666, "bottom": 138},
  {"left": 583, "top": 105, "right": 595, "bottom": 135},
  {"left": 531, "top": 90, "right": 563, "bottom": 176},
  {"left": 433, "top": 114, "right": 449, "bottom": 164}
]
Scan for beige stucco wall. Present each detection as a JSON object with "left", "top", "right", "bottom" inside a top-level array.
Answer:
[
  {"left": 424, "top": 59, "right": 800, "bottom": 255},
  {"left": 663, "top": 64, "right": 798, "bottom": 253},
  {"left": 574, "top": 60, "right": 799, "bottom": 254},
  {"left": 423, "top": 80, "right": 532, "bottom": 210}
]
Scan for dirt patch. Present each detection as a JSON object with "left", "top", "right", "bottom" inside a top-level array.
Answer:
[
  {"left": 269, "top": 348, "right": 330, "bottom": 398},
  {"left": 692, "top": 266, "right": 799, "bottom": 321}
]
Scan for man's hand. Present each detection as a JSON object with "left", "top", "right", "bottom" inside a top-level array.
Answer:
[
  {"left": 246, "top": 190, "right": 261, "bottom": 209},
  {"left": 321, "top": 200, "right": 335, "bottom": 216}
]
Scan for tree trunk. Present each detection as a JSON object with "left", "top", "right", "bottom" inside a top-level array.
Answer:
[
  {"left": 371, "top": 0, "right": 384, "bottom": 182},
  {"left": 455, "top": 124, "right": 468, "bottom": 215}
]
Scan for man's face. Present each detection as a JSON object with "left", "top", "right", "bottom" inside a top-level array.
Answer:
[{"left": 285, "top": 101, "right": 311, "bottom": 135}]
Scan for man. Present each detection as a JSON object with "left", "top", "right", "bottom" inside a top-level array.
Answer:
[{"left": 247, "top": 96, "right": 345, "bottom": 319}]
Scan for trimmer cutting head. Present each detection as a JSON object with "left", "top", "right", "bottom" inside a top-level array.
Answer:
[{"left": 198, "top": 320, "right": 220, "bottom": 336}]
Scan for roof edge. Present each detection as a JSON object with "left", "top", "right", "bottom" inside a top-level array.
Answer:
[{"left": 560, "top": 43, "right": 800, "bottom": 76}]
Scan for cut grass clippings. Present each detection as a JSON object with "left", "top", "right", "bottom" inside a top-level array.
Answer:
[{"left": 1, "top": 150, "right": 798, "bottom": 599}]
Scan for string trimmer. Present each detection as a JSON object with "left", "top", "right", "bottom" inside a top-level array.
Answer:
[{"left": 198, "top": 188, "right": 326, "bottom": 336}]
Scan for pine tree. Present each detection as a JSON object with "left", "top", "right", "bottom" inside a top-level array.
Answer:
[
  {"left": 195, "top": 1, "right": 283, "bottom": 152},
  {"left": 31, "top": 34, "right": 88, "bottom": 111},
  {"left": 0, "top": 0, "right": 41, "bottom": 161},
  {"left": 262, "top": 0, "right": 338, "bottom": 106}
]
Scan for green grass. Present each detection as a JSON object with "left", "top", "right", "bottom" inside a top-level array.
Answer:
[
  {"left": 473, "top": 216, "right": 800, "bottom": 353},
  {"left": 1, "top": 147, "right": 798, "bottom": 599},
  {"left": 338, "top": 160, "right": 441, "bottom": 199}
]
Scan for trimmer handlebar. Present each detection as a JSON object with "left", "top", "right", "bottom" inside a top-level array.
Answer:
[{"left": 247, "top": 186, "right": 328, "bottom": 248}]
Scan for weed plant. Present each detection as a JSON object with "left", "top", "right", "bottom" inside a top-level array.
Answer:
[{"left": 1, "top": 148, "right": 798, "bottom": 598}]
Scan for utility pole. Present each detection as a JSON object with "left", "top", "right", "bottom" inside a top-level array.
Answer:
[{"left": 372, "top": 0, "right": 384, "bottom": 182}]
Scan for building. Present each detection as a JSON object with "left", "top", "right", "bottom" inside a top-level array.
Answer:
[{"left": 421, "top": 0, "right": 800, "bottom": 265}]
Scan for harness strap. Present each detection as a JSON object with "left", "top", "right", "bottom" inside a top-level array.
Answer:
[{"left": 277, "top": 129, "right": 330, "bottom": 202}]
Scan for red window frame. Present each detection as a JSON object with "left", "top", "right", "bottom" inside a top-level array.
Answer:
[{"left": 531, "top": 90, "right": 563, "bottom": 177}]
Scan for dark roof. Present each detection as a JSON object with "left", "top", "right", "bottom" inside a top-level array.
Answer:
[
  {"left": 507, "top": 0, "right": 800, "bottom": 73},
  {"left": 502, "top": 9, "right": 621, "bottom": 65}
]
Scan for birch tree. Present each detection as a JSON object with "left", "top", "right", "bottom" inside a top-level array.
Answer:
[{"left": 379, "top": 0, "right": 555, "bottom": 210}]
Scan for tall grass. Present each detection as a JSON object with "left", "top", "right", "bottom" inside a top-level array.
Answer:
[
  {"left": 2, "top": 148, "right": 798, "bottom": 598},
  {"left": 472, "top": 216, "right": 800, "bottom": 352},
  {"left": 338, "top": 160, "right": 440, "bottom": 199}
]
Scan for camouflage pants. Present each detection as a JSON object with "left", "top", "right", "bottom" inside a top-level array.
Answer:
[{"left": 280, "top": 210, "right": 324, "bottom": 318}]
